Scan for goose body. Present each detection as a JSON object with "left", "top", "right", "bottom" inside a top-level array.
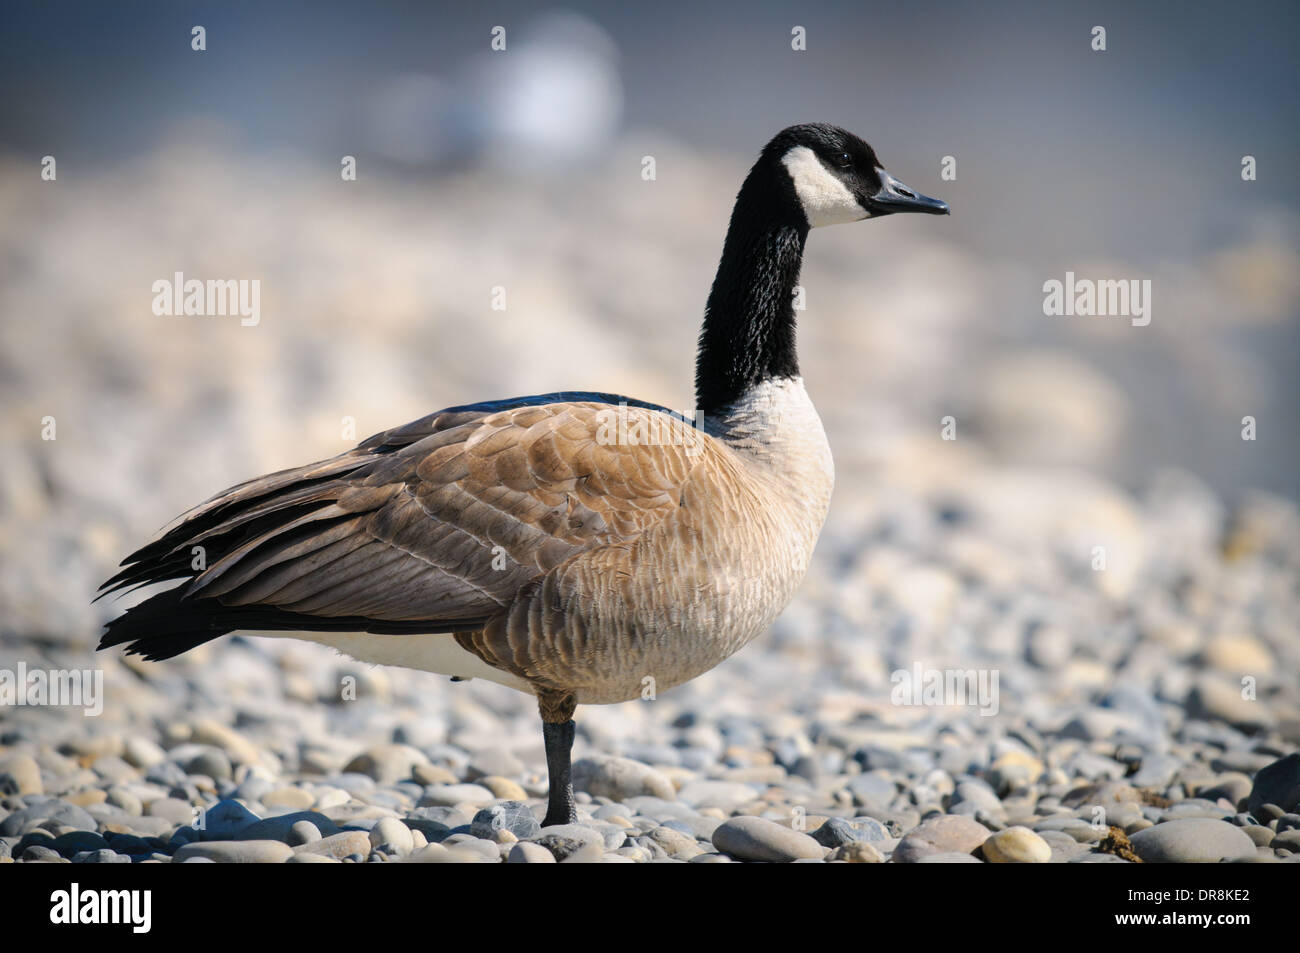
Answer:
[
  {"left": 234, "top": 377, "right": 832, "bottom": 704},
  {"left": 100, "top": 123, "right": 947, "bottom": 824}
]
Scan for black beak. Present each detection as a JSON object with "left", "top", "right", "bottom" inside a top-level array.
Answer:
[{"left": 866, "top": 170, "right": 949, "bottom": 216}]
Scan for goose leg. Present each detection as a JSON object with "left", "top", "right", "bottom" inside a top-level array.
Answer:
[{"left": 538, "top": 690, "right": 577, "bottom": 827}]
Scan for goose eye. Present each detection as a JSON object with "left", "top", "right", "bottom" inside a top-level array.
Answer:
[{"left": 836, "top": 153, "right": 853, "bottom": 168}]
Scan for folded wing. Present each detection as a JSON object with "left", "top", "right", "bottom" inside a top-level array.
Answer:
[{"left": 98, "top": 394, "right": 708, "bottom": 655}]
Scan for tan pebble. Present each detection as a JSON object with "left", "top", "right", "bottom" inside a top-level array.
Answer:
[
  {"left": 1203, "top": 634, "right": 1273, "bottom": 674},
  {"left": 313, "top": 787, "right": 351, "bottom": 810},
  {"left": 990, "top": 750, "right": 1045, "bottom": 789},
  {"left": 190, "top": 719, "right": 263, "bottom": 766},
  {"left": 263, "top": 787, "right": 316, "bottom": 810},
  {"left": 411, "top": 763, "right": 458, "bottom": 786},
  {"left": 723, "top": 746, "right": 774, "bottom": 766},
  {"left": 61, "top": 735, "right": 124, "bottom": 761},
  {"left": 659, "top": 766, "right": 696, "bottom": 789},
  {"left": 65, "top": 789, "right": 107, "bottom": 807},
  {"left": 0, "top": 754, "right": 43, "bottom": 795},
  {"left": 729, "top": 766, "right": 789, "bottom": 785},
  {"left": 479, "top": 776, "right": 528, "bottom": 801},
  {"left": 981, "top": 826, "right": 1052, "bottom": 864},
  {"left": 293, "top": 831, "right": 371, "bottom": 860},
  {"left": 282, "top": 674, "right": 319, "bottom": 704},
  {"left": 649, "top": 826, "right": 703, "bottom": 858},
  {"left": 828, "top": 842, "right": 885, "bottom": 863},
  {"left": 411, "top": 845, "right": 492, "bottom": 864},
  {"left": 507, "top": 842, "right": 556, "bottom": 864},
  {"left": 494, "top": 829, "right": 518, "bottom": 844}
]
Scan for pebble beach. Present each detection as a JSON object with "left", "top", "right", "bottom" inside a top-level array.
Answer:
[
  {"left": 2, "top": 459, "right": 1297, "bottom": 864},
  {"left": 2, "top": 136, "right": 1298, "bottom": 865}
]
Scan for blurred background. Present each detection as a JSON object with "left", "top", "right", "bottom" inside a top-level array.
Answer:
[{"left": 0, "top": 1, "right": 1296, "bottom": 740}]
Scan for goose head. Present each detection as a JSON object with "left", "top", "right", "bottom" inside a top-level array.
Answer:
[
  {"left": 697, "top": 123, "right": 949, "bottom": 417},
  {"left": 760, "top": 122, "right": 949, "bottom": 228}
]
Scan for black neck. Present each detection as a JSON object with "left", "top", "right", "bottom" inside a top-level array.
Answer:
[{"left": 694, "top": 169, "right": 809, "bottom": 416}]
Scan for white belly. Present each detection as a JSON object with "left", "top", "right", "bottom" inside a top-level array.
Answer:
[{"left": 255, "top": 629, "right": 535, "bottom": 694}]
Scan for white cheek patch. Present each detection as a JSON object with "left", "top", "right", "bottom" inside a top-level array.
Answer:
[{"left": 781, "top": 145, "right": 868, "bottom": 227}]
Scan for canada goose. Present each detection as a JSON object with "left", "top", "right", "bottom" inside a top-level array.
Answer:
[{"left": 98, "top": 123, "right": 948, "bottom": 827}]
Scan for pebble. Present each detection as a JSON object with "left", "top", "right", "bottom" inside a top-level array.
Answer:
[
  {"left": 949, "top": 780, "right": 1005, "bottom": 817},
  {"left": 477, "top": 776, "right": 529, "bottom": 801},
  {"left": 676, "top": 780, "right": 758, "bottom": 811},
  {"left": 913, "top": 852, "right": 983, "bottom": 863},
  {"left": 647, "top": 826, "right": 704, "bottom": 859},
  {"left": 263, "top": 787, "right": 315, "bottom": 810},
  {"left": 343, "top": 745, "right": 428, "bottom": 785},
  {"left": 1248, "top": 754, "right": 1300, "bottom": 816},
  {"left": 105, "top": 786, "right": 144, "bottom": 816},
  {"left": 22, "top": 845, "right": 66, "bottom": 862},
  {"left": 1272, "top": 830, "right": 1300, "bottom": 854},
  {"left": 411, "top": 764, "right": 458, "bottom": 786},
  {"left": 288, "top": 820, "right": 322, "bottom": 846},
  {"left": 122, "top": 736, "right": 168, "bottom": 769},
  {"left": 828, "top": 842, "right": 885, "bottom": 863},
  {"left": 893, "top": 814, "right": 991, "bottom": 863},
  {"left": 466, "top": 748, "right": 524, "bottom": 779},
  {"left": 1202, "top": 634, "right": 1274, "bottom": 674},
  {"left": 50, "top": 830, "right": 108, "bottom": 857},
  {"left": 1197, "top": 773, "right": 1252, "bottom": 807},
  {"left": 199, "top": 798, "right": 260, "bottom": 840},
  {"left": 1038, "top": 830, "right": 1091, "bottom": 862},
  {"left": 370, "top": 817, "right": 415, "bottom": 855},
  {"left": 0, "top": 800, "right": 97, "bottom": 837},
  {"left": 182, "top": 748, "right": 233, "bottom": 782},
  {"left": 572, "top": 757, "right": 677, "bottom": 802},
  {"left": 1129, "top": 818, "right": 1257, "bottom": 863},
  {"left": 0, "top": 754, "right": 43, "bottom": 795},
  {"left": 1033, "top": 817, "right": 1102, "bottom": 843},
  {"left": 238, "top": 811, "right": 338, "bottom": 842},
  {"left": 73, "top": 849, "right": 131, "bottom": 863},
  {"left": 470, "top": 801, "right": 541, "bottom": 841},
  {"left": 508, "top": 842, "right": 557, "bottom": 864},
  {"left": 419, "top": 783, "right": 496, "bottom": 807},
  {"left": 988, "top": 751, "right": 1044, "bottom": 793},
  {"left": 190, "top": 719, "right": 263, "bottom": 765},
  {"left": 810, "top": 816, "right": 888, "bottom": 847},
  {"left": 91, "top": 754, "right": 138, "bottom": 784},
  {"left": 1129, "top": 753, "right": 1182, "bottom": 788},
  {"left": 295, "top": 831, "right": 373, "bottom": 860},
  {"left": 981, "top": 826, "right": 1052, "bottom": 863},
  {"left": 1186, "top": 677, "right": 1274, "bottom": 731},
  {"left": 173, "top": 840, "right": 293, "bottom": 863},
  {"left": 1240, "top": 824, "right": 1274, "bottom": 846},
  {"left": 441, "top": 835, "right": 503, "bottom": 862},
  {"left": 147, "top": 797, "right": 198, "bottom": 826},
  {"left": 711, "top": 817, "right": 823, "bottom": 863},
  {"left": 531, "top": 824, "right": 606, "bottom": 862}
]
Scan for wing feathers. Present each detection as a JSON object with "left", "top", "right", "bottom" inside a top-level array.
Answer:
[{"left": 101, "top": 398, "right": 711, "bottom": 643}]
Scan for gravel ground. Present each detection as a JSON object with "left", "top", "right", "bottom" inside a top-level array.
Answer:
[
  {"left": 1, "top": 144, "right": 1297, "bottom": 864},
  {"left": 1, "top": 464, "right": 1297, "bottom": 864}
]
